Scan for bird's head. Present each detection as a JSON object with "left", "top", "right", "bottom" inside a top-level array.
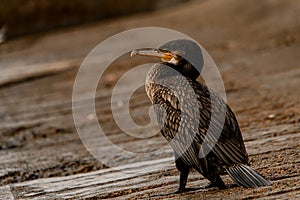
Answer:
[{"left": 131, "top": 39, "right": 203, "bottom": 80}]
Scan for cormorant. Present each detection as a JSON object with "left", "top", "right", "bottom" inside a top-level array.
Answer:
[{"left": 131, "top": 39, "right": 271, "bottom": 194}]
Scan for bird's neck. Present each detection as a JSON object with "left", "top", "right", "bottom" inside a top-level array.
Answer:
[
  {"left": 145, "top": 63, "right": 200, "bottom": 88},
  {"left": 165, "top": 62, "right": 200, "bottom": 81}
]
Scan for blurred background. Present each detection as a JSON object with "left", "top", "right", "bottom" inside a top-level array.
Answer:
[{"left": 0, "top": 0, "right": 190, "bottom": 40}]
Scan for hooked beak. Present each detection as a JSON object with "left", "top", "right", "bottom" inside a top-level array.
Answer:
[{"left": 131, "top": 48, "right": 177, "bottom": 63}]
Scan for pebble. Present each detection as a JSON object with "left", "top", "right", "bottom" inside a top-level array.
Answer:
[{"left": 267, "top": 113, "right": 276, "bottom": 119}]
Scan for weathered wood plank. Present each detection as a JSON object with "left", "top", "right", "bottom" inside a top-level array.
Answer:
[
  {"left": 1, "top": 128, "right": 298, "bottom": 199},
  {"left": 0, "top": 185, "right": 15, "bottom": 200},
  {"left": 2, "top": 157, "right": 299, "bottom": 199},
  {"left": 0, "top": 58, "right": 81, "bottom": 88}
]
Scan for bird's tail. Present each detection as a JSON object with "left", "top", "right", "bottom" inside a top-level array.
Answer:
[{"left": 226, "top": 164, "right": 272, "bottom": 188}]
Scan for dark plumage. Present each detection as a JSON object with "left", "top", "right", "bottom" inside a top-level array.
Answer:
[{"left": 131, "top": 39, "right": 271, "bottom": 194}]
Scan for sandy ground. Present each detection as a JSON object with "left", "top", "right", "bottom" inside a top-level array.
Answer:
[{"left": 0, "top": 0, "right": 299, "bottom": 199}]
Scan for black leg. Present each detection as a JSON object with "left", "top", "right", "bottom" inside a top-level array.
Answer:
[
  {"left": 175, "top": 156, "right": 190, "bottom": 193},
  {"left": 151, "top": 156, "right": 194, "bottom": 197},
  {"left": 175, "top": 170, "right": 189, "bottom": 193}
]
